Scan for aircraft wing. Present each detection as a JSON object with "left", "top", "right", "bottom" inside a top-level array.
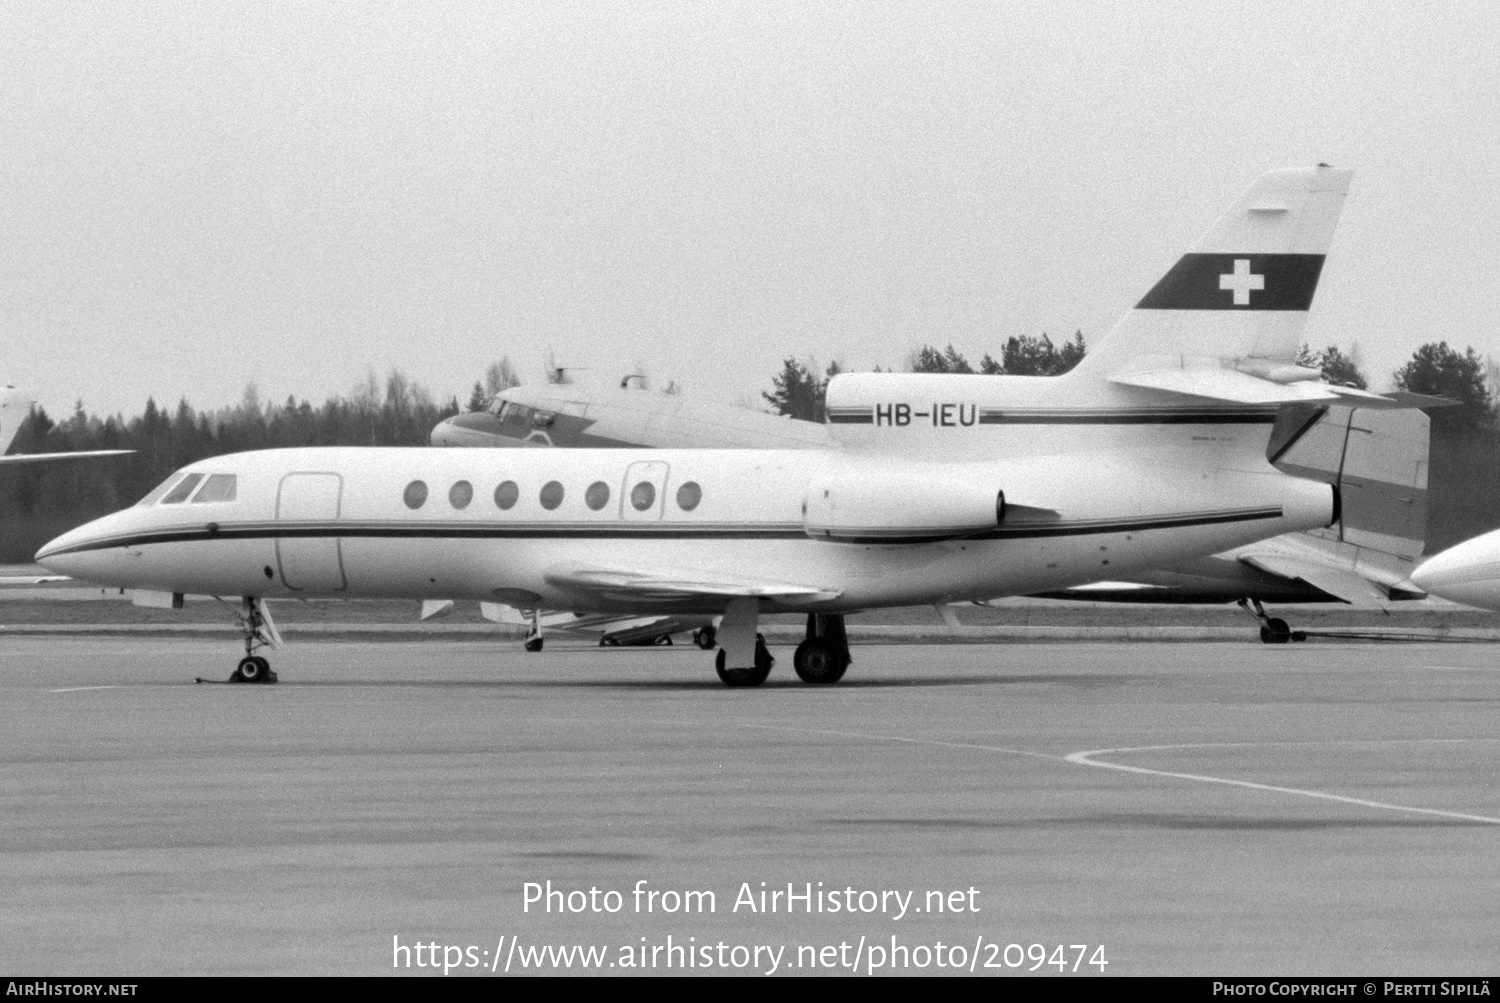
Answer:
[
  {"left": 543, "top": 562, "right": 841, "bottom": 604},
  {"left": 1237, "top": 552, "right": 1393, "bottom": 605},
  {"left": 0, "top": 449, "right": 133, "bottom": 465}
]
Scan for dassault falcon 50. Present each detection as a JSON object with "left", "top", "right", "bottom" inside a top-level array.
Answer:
[{"left": 39, "top": 166, "right": 1397, "bottom": 686}]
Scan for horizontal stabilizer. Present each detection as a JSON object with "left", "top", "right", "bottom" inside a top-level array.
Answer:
[
  {"left": 544, "top": 562, "right": 840, "bottom": 603},
  {"left": 1238, "top": 553, "right": 1392, "bottom": 605},
  {"left": 1112, "top": 369, "right": 1344, "bottom": 404},
  {"left": 1113, "top": 369, "right": 1423, "bottom": 410}
]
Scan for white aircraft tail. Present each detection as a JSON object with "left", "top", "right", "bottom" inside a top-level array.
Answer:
[
  {"left": 1071, "top": 166, "right": 1360, "bottom": 403},
  {"left": 0, "top": 386, "right": 37, "bottom": 454}
]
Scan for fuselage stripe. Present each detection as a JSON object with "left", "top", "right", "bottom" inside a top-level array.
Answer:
[{"left": 39, "top": 507, "right": 1288, "bottom": 557}]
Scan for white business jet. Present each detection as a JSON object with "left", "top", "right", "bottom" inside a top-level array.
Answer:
[
  {"left": 38, "top": 166, "right": 1392, "bottom": 686},
  {"left": 0, "top": 386, "right": 132, "bottom": 464}
]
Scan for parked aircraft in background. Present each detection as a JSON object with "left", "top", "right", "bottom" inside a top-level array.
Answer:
[
  {"left": 40, "top": 166, "right": 1392, "bottom": 686},
  {"left": 434, "top": 383, "right": 1433, "bottom": 646},
  {"left": 1411, "top": 530, "right": 1500, "bottom": 610},
  {"left": 1, "top": 386, "right": 132, "bottom": 464},
  {"left": 432, "top": 376, "right": 832, "bottom": 451}
]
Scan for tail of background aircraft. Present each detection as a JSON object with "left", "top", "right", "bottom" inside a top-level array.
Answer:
[
  {"left": 1264, "top": 404, "right": 1430, "bottom": 598},
  {"left": 0, "top": 386, "right": 37, "bottom": 455}
]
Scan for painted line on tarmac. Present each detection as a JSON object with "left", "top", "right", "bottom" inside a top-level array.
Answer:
[
  {"left": 746, "top": 726, "right": 1500, "bottom": 825},
  {"left": 1066, "top": 742, "right": 1500, "bottom": 825},
  {"left": 742, "top": 724, "right": 1063, "bottom": 764},
  {"left": 48, "top": 685, "right": 118, "bottom": 693}
]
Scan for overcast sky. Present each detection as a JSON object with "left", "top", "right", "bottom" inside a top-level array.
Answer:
[{"left": 3, "top": 2, "right": 1498, "bottom": 418}]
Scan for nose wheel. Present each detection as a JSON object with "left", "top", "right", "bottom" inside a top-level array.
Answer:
[
  {"left": 1237, "top": 598, "right": 1305, "bottom": 645},
  {"left": 216, "top": 596, "right": 283, "bottom": 683},
  {"left": 233, "top": 655, "right": 277, "bottom": 684}
]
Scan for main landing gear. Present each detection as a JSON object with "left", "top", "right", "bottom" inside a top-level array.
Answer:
[
  {"left": 217, "top": 596, "right": 283, "bottom": 683},
  {"left": 715, "top": 636, "right": 774, "bottom": 687},
  {"left": 708, "top": 602, "right": 852, "bottom": 687},
  {"left": 1237, "top": 598, "right": 1307, "bottom": 645},
  {"left": 714, "top": 597, "right": 773, "bottom": 687},
  {"left": 792, "top": 613, "right": 851, "bottom": 684},
  {"left": 523, "top": 608, "right": 544, "bottom": 652}
]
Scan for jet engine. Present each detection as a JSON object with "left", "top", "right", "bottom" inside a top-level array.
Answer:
[{"left": 803, "top": 469, "right": 1004, "bottom": 543}]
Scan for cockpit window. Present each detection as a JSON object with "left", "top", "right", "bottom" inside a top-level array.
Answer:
[
  {"left": 191, "top": 474, "right": 237, "bottom": 503},
  {"left": 160, "top": 473, "right": 205, "bottom": 505},
  {"left": 489, "top": 398, "right": 507, "bottom": 417},
  {"left": 136, "top": 474, "right": 186, "bottom": 507}
]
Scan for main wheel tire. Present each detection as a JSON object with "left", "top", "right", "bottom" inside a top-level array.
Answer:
[
  {"left": 1259, "top": 617, "right": 1292, "bottom": 644},
  {"left": 715, "top": 646, "right": 772, "bottom": 687},
  {"left": 793, "top": 638, "right": 848, "bottom": 684},
  {"left": 524, "top": 636, "right": 544, "bottom": 653},
  {"left": 693, "top": 626, "right": 717, "bottom": 650}
]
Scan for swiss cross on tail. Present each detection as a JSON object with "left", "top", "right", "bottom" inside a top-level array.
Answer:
[{"left": 1134, "top": 253, "right": 1325, "bottom": 310}]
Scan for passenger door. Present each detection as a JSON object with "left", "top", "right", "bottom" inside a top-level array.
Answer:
[{"left": 276, "top": 472, "right": 348, "bottom": 592}]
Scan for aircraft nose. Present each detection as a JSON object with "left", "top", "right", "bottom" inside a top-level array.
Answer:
[
  {"left": 1411, "top": 530, "right": 1500, "bottom": 609},
  {"left": 35, "top": 515, "right": 121, "bottom": 582}
]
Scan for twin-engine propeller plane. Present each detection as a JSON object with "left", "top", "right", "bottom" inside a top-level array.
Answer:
[{"left": 38, "top": 166, "right": 1404, "bottom": 685}]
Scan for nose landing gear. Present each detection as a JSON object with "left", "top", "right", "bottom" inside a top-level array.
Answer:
[
  {"left": 1237, "top": 598, "right": 1306, "bottom": 645},
  {"left": 224, "top": 596, "right": 282, "bottom": 683}
]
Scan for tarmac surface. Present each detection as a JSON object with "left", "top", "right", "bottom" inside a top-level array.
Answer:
[{"left": 2, "top": 635, "right": 1499, "bottom": 976}]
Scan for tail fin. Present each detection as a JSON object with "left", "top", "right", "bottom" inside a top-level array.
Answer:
[
  {"left": 0, "top": 386, "right": 37, "bottom": 455},
  {"left": 1271, "top": 404, "right": 1430, "bottom": 595},
  {"left": 1074, "top": 166, "right": 1353, "bottom": 386}
]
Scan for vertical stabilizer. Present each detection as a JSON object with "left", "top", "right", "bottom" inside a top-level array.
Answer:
[
  {"left": 0, "top": 387, "right": 37, "bottom": 455},
  {"left": 1075, "top": 166, "right": 1352, "bottom": 380}
]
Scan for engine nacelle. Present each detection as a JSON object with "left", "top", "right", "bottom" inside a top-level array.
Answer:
[{"left": 804, "top": 468, "right": 1004, "bottom": 543}]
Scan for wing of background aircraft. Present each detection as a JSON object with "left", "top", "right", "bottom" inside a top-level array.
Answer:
[
  {"left": 0, "top": 449, "right": 134, "bottom": 464},
  {"left": 1, "top": 385, "right": 132, "bottom": 464}
]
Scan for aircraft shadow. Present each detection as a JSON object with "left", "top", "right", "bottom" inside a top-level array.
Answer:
[{"left": 233, "top": 672, "right": 1135, "bottom": 692}]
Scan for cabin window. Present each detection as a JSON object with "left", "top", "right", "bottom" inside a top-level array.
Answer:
[
  {"left": 449, "top": 480, "right": 473, "bottom": 509},
  {"left": 585, "top": 481, "right": 610, "bottom": 511},
  {"left": 539, "top": 480, "right": 565, "bottom": 510},
  {"left": 494, "top": 480, "right": 519, "bottom": 510},
  {"left": 630, "top": 480, "right": 656, "bottom": 512},
  {"left": 676, "top": 481, "right": 702, "bottom": 511},
  {"left": 160, "top": 473, "right": 205, "bottom": 505},
  {"left": 404, "top": 480, "right": 428, "bottom": 509},
  {"left": 191, "top": 474, "right": 237, "bottom": 503}
]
